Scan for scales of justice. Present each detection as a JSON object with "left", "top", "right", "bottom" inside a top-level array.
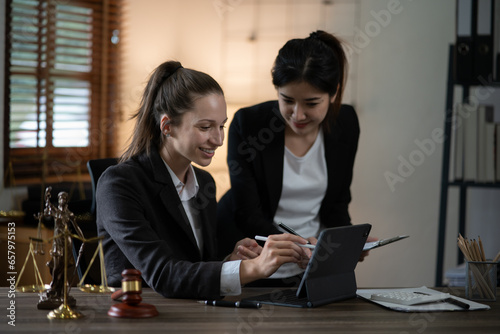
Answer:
[{"left": 15, "top": 186, "right": 114, "bottom": 319}]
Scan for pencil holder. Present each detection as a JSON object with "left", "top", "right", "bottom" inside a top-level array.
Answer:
[{"left": 465, "top": 261, "right": 497, "bottom": 302}]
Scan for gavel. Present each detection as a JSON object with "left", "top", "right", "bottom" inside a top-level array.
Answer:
[{"left": 108, "top": 269, "right": 159, "bottom": 318}]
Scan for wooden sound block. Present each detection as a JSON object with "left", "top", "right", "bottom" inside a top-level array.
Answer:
[
  {"left": 107, "top": 269, "right": 159, "bottom": 318},
  {"left": 108, "top": 302, "right": 159, "bottom": 318}
]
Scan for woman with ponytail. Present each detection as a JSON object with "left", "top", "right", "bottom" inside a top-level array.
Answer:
[
  {"left": 218, "top": 31, "right": 375, "bottom": 276},
  {"left": 97, "top": 61, "right": 311, "bottom": 299}
]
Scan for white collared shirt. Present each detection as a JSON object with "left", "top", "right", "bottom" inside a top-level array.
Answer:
[
  {"left": 165, "top": 163, "right": 204, "bottom": 255},
  {"left": 162, "top": 159, "right": 241, "bottom": 296}
]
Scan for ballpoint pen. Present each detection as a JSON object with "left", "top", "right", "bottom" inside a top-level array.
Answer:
[
  {"left": 255, "top": 235, "right": 316, "bottom": 249},
  {"left": 444, "top": 297, "right": 470, "bottom": 310},
  {"left": 198, "top": 300, "right": 262, "bottom": 308},
  {"left": 413, "top": 291, "right": 470, "bottom": 310},
  {"left": 277, "top": 222, "right": 311, "bottom": 244}
]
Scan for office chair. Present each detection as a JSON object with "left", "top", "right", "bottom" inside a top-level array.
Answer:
[
  {"left": 88, "top": 158, "right": 119, "bottom": 215},
  {"left": 72, "top": 158, "right": 118, "bottom": 285}
]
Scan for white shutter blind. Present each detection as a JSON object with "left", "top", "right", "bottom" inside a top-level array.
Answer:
[
  {"left": 5, "top": 0, "right": 123, "bottom": 184},
  {"left": 9, "top": 0, "right": 93, "bottom": 148}
]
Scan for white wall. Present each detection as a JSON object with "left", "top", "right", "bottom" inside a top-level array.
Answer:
[
  {"left": 351, "top": 0, "right": 455, "bottom": 287},
  {"left": 351, "top": 0, "right": 500, "bottom": 287}
]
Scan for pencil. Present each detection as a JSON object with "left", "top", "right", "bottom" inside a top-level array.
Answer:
[
  {"left": 478, "top": 236, "right": 486, "bottom": 261},
  {"left": 457, "top": 234, "right": 496, "bottom": 299}
]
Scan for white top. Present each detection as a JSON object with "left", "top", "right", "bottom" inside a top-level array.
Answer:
[
  {"left": 270, "top": 129, "right": 328, "bottom": 279},
  {"left": 163, "top": 160, "right": 241, "bottom": 295},
  {"left": 274, "top": 128, "right": 327, "bottom": 238}
]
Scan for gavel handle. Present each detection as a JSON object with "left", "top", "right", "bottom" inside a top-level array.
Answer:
[{"left": 111, "top": 289, "right": 124, "bottom": 301}]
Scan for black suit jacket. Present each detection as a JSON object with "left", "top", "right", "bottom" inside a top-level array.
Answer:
[
  {"left": 222, "top": 101, "right": 359, "bottom": 238},
  {"left": 96, "top": 148, "right": 223, "bottom": 299}
]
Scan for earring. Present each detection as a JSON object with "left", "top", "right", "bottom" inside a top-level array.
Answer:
[{"left": 162, "top": 119, "right": 171, "bottom": 137}]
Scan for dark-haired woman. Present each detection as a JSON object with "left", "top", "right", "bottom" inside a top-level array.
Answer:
[
  {"left": 218, "top": 31, "right": 375, "bottom": 267},
  {"left": 96, "top": 61, "right": 310, "bottom": 299}
]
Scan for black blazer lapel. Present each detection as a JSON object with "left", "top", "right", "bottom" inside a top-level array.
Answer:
[
  {"left": 323, "top": 112, "right": 349, "bottom": 211},
  {"left": 159, "top": 187, "right": 200, "bottom": 251},
  {"left": 192, "top": 168, "right": 218, "bottom": 260},
  {"left": 146, "top": 149, "right": 200, "bottom": 253},
  {"left": 197, "top": 195, "right": 217, "bottom": 260},
  {"left": 262, "top": 105, "right": 286, "bottom": 216},
  {"left": 324, "top": 120, "right": 341, "bottom": 172}
]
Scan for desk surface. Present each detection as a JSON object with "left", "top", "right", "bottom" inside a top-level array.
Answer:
[{"left": 1, "top": 287, "right": 499, "bottom": 333}]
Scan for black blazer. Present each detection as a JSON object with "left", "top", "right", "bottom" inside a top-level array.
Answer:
[
  {"left": 96, "top": 148, "right": 224, "bottom": 299},
  {"left": 221, "top": 101, "right": 359, "bottom": 238}
]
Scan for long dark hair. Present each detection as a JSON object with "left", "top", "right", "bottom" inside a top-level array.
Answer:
[
  {"left": 272, "top": 30, "right": 347, "bottom": 132},
  {"left": 121, "top": 61, "right": 224, "bottom": 162}
]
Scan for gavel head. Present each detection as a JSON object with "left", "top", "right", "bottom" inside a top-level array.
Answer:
[{"left": 120, "top": 269, "right": 143, "bottom": 305}]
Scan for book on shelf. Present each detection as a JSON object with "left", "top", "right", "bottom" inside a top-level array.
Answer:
[
  {"left": 455, "top": 0, "right": 474, "bottom": 82},
  {"left": 463, "top": 103, "right": 478, "bottom": 181},
  {"left": 497, "top": 123, "right": 500, "bottom": 182},
  {"left": 455, "top": 0, "right": 500, "bottom": 82},
  {"left": 477, "top": 105, "right": 495, "bottom": 182},
  {"left": 473, "top": 0, "right": 494, "bottom": 80},
  {"left": 494, "top": 0, "right": 500, "bottom": 81},
  {"left": 452, "top": 102, "right": 465, "bottom": 181},
  {"left": 452, "top": 102, "right": 499, "bottom": 183}
]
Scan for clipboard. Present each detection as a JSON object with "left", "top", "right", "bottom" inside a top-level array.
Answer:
[{"left": 363, "top": 235, "right": 409, "bottom": 251}]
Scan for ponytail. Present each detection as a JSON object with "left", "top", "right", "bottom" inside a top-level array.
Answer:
[{"left": 121, "top": 61, "right": 224, "bottom": 162}]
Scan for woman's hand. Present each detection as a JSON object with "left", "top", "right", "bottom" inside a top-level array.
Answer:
[
  {"left": 239, "top": 234, "right": 310, "bottom": 285},
  {"left": 228, "top": 238, "right": 262, "bottom": 261},
  {"left": 297, "top": 236, "right": 317, "bottom": 269},
  {"left": 359, "top": 236, "right": 378, "bottom": 262}
]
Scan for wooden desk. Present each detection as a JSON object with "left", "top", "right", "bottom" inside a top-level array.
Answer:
[{"left": 1, "top": 287, "right": 498, "bottom": 333}]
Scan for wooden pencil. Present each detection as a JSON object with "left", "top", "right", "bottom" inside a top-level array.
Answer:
[
  {"left": 457, "top": 234, "right": 497, "bottom": 299},
  {"left": 478, "top": 236, "right": 486, "bottom": 261}
]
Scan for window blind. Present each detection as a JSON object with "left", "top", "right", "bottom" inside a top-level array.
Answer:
[{"left": 4, "top": 0, "right": 123, "bottom": 184}]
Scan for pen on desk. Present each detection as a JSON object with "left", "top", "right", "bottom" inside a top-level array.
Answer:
[
  {"left": 445, "top": 297, "right": 470, "bottom": 310},
  {"left": 255, "top": 235, "right": 315, "bottom": 249},
  {"left": 277, "top": 222, "right": 311, "bottom": 244},
  {"left": 198, "top": 300, "right": 262, "bottom": 308}
]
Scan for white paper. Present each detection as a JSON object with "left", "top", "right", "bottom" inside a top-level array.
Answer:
[{"left": 356, "top": 286, "right": 490, "bottom": 312}]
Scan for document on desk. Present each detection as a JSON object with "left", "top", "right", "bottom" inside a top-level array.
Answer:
[{"left": 356, "top": 286, "right": 490, "bottom": 312}]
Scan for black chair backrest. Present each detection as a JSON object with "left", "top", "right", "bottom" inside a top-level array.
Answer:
[
  {"left": 87, "top": 158, "right": 118, "bottom": 215},
  {"left": 73, "top": 158, "right": 118, "bottom": 285}
]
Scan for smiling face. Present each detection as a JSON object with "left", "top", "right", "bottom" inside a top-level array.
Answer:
[
  {"left": 277, "top": 81, "right": 335, "bottom": 138},
  {"left": 160, "top": 93, "right": 227, "bottom": 179}
]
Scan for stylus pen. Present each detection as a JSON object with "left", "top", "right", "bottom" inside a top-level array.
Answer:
[
  {"left": 198, "top": 300, "right": 262, "bottom": 308},
  {"left": 277, "top": 222, "right": 311, "bottom": 244},
  {"left": 255, "top": 235, "right": 316, "bottom": 249}
]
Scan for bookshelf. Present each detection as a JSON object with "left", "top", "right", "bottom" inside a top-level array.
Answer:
[{"left": 435, "top": 45, "right": 500, "bottom": 287}]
